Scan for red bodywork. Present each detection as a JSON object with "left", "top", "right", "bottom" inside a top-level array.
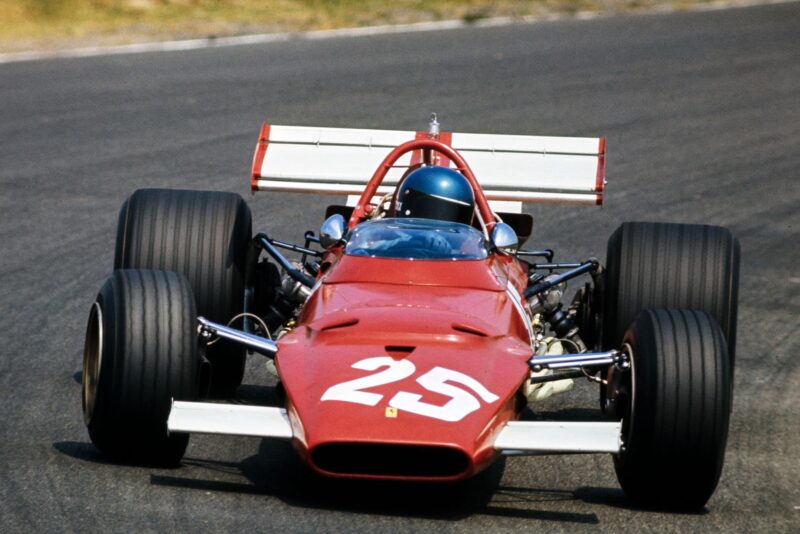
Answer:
[{"left": 273, "top": 139, "right": 534, "bottom": 481}]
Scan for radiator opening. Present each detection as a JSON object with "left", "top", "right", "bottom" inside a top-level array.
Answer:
[{"left": 311, "top": 442, "right": 470, "bottom": 478}]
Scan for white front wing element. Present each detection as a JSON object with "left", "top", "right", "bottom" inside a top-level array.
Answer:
[
  {"left": 167, "top": 401, "right": 293, "bottom": 439},
  {"left": 251, "top": 124, "right": 605, "bottom": 206},
  {"left": 494, "top": 421, "right": 622, "bottom": 455}
]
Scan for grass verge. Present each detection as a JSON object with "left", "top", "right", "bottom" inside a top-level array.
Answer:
[{"left": 0, "top": 1, "right": 768, "bottom": 53}]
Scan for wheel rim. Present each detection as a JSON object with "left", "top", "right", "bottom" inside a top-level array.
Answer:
[
  {"left": 82, "top": 302, "right": 103, "bottom": 425},
  {"left": 604, "top": 342, "right": 635, "bottom": 454}
]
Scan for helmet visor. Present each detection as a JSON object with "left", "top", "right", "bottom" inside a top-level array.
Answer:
[{"left": 397, "top": 189, "right": 474, "bottom": 225}]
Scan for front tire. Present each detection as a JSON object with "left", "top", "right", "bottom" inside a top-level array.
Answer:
[
  {"left": 82, "top": 269, "right": 199, "bottom": 465},
  {"left": 614, "top": 309, "right": 732, "bottom": 511},
  {"left": 115, "top": 188, "right": 252, "bottom": 397},
  {"left": 603, "top": 222, "right": 740, "bottom": 365}
]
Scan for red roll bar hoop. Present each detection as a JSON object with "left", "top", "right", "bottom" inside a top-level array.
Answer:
[{"left": 347, "top": 138, "right": 496, "bottom": 229}]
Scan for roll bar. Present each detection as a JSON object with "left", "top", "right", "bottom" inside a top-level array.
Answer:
[{"left": 347, "top": 138, "right": 496, "bottom": 229}]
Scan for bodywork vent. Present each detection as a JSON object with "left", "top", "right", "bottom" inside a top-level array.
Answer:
[
  {"left": 320, "top": 318, "right": 359, "bottom": 331},
  {"left": 451, "top": 323, "right": 489, "bottom": 337},
  {"left": 311, "top": 443, "right": 470, "bottom": 478}
]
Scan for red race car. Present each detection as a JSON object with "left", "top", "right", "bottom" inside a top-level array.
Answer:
[{"left": 81, "top": 116, "right": 739, "bottom": 510}]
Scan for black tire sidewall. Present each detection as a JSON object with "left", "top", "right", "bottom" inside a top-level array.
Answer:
[
  {"left": 603, "top": 222, "right": 740, "bottom": 364},
  {"left": 85, "top": 270, "right": 199, "bottom": 465},
  {"left": 115, "top": 189, "right": 252, "bottom": 396},
  {"left": 615, "top": 309, "right": 732, "bottom": 510}
]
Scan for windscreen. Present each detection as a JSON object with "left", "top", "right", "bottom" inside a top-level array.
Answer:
[{"left": 344, "top": 218, "right": 489, "bottom": 260}]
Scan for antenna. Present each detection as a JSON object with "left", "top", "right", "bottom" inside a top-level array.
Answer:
[{"left": 427, "top": 113, "right": 440, "bottom": 138}]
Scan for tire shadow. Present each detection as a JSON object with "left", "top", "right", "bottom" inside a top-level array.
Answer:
[
  {"left": 53, "top": 441, "right": 118, "bottom": 466},
  {"left": 151, "top": 438, "right": 599, "bottom": 523},
  {"left": 574, "top": 486, "right": 709, "bottom": 515},
  {"left": 58, "top": 382, "right": 602, "bottom": 523}
]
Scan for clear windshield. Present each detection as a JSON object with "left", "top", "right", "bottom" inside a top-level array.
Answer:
[{"left": 344, "top": 218, "right": 489, "bottom": 260}]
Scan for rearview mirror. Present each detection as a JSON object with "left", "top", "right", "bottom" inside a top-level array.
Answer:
[
  {"left": 320, "top": 214, "right": 346, "bottom": 249},
  {"left": 492, "top": 222, "right": 519, "bottom": 256}
]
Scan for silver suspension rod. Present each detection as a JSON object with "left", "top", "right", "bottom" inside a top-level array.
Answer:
[
  {"left": 528, "top": 350, "right": 627, "bottom": 372},
  {"left": 197, "top": 316, "right": 278, "bottom": 357}
]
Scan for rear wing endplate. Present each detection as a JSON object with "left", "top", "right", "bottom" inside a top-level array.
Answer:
[{"left": 251, "top": 124, "right": 605, "bottom": 206}]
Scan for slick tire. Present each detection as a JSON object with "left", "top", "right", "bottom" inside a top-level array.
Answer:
[
  {"left": 82, "top": 269, "right": 199, "bottom": 466},
  {"left": 603, "top": 221, "right": 740, "bottom": 366},
  {"left": 115, "top": 188, "right": 252, "bottom": 397},
  {"left": 614, "top": 309, "right": 732, "bottom": 511}
]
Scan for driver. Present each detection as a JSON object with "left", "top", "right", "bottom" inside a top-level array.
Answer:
[
  {"left": 393, "top": 165, "right": 475, "bottom": 225},
  {"left": 347, "top": 166, "right": 485, "bottom": 258},
  {"left": 380, "top": 165, "right": 476, "bottom": 255}
]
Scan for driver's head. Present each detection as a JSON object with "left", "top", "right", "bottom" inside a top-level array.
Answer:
[{"left": 394, "top": 166, "right": 475, "bottom": 225}]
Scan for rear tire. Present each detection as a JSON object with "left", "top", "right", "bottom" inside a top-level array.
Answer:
[
  {"left": 115, "top": 188, "right": 252, "bottom": 397},
  {"left": 82, "top": 269, "right": 199, "bottom": 465},
  {"left": 614, "top": 309, "right": 732, "bottom": 511},
  {"left": 603, "top": 222, "right": 740, "bottom": 364}
]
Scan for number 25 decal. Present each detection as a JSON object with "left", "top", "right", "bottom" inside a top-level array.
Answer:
[{"left": 321, "top": 357, "right": 499, "bottom": 422}]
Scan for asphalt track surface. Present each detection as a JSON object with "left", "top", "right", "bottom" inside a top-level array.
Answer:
[{"left": 1, "top": 2, "right": 799, "bottom": 532}]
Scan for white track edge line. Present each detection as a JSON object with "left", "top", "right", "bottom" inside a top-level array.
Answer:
[{"left": 0, "top": 0, "right": 796, "bottom": 65}]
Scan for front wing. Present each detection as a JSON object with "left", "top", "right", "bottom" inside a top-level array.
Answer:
[{"left": 167, "top": 401, "right": 622, "bottom": 455}]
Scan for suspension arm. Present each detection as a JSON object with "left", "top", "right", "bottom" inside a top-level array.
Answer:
[
  {"left": 198, "top": 317, "right": 278, "bottom": 357},
  {"left": 268, "top": 237, "right": 323, "bottom": 257},
  {"left": 528, "top": 350, "right": 628, "bottom": 372},
  {"left": 523, "top": 259, "right": 599, "bottom": 299},
  {"left": 254, "top": 233, "right": 316, "bottom": 288},
  {"left": 516, "top": 249, "right": 554, "bottom": 261}
]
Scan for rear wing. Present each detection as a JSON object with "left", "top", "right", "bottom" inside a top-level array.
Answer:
[{"left": 251, "top": 124, "right": 606, "bottom": 206}]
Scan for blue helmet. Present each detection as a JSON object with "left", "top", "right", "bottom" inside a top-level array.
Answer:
[{"left": 394, "top": 166, "right": 475, "bottom": 225}]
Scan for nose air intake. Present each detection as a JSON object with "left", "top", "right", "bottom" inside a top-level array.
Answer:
[{"left": 310, "top": 442, "right": 471, "bottom": 479}]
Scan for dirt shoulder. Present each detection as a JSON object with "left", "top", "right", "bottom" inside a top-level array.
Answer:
[{"left": 0, "top": 0, "right": 782, "bottom": 53}]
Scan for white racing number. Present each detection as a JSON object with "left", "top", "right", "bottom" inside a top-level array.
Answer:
[
  {"left": 321, "top": 357, "right": 499, "bottom": 422},
  {"left": 320, "top": 357, "right": 415, "bottom": 406},
  {"left": 390, "top": 366, "right": 499, "bottom": 422}
]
